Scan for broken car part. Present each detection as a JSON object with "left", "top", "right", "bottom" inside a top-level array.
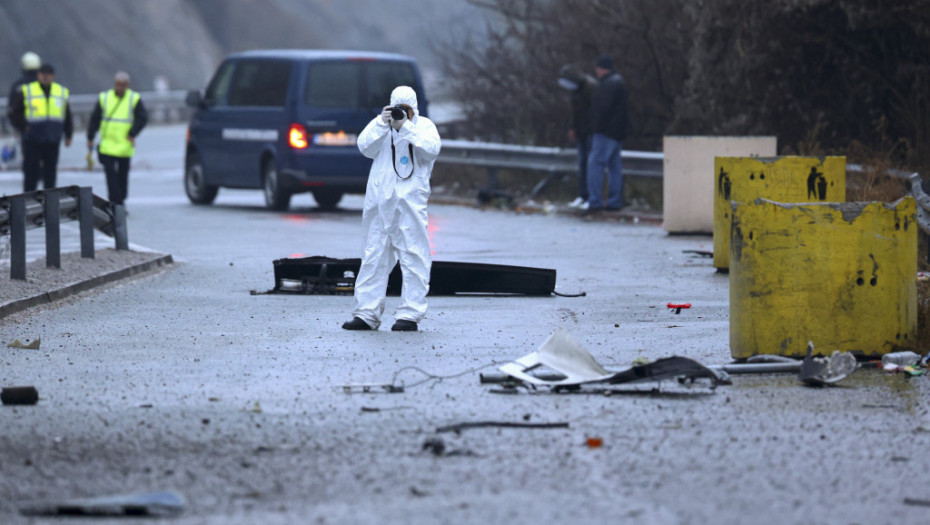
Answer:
[
  {"left": 498, "top": 329, "right": 727, "bottom": 388},
  {"left": 271, "top": 256, "right": 564, "bottom": 296},
  {"left": 20, "top": 491, "right": 184, "bottom": 517},
  {"left": 798, "top": 342, "right": 858, "bottom": 386},
  {"left": 1, "top": 386, "right": 39, "bottom": 405}
]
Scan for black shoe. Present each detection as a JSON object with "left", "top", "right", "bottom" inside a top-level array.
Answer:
[
  {"left": 342, "top": 317, "right": 373, "bottom": 330},
  {"left": 391, "top": 320, "right": 418, "bottom": 332}
]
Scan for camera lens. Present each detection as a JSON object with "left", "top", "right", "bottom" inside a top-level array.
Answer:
[{"left": 390, "top": 107, "right": 406, "bottom": 120}]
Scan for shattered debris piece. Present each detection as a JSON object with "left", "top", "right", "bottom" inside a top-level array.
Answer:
[
  {"left": 498, "top": 329, "right": 726, "bottom": 388},
  {"left": 586, "top": 437, "right": 604, "bottom": 448},
  {"left": 20, "top": 491, "right": 185, "bottom": 517},
  {"left": 7, "top": 337, "right": 40, "bottom": 349},
  {"left": 1, "top": 386, "right": 39, "bottom": 405},
  {"left": 422, "top": 437, "right": 446, "bottom": 456},
  {"left": 798, "top": 342, "right": 857, "bottom": 386}
]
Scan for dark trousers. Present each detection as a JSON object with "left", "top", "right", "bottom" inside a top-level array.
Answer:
[
  {"left": 98, "top": 152, "right": 131, "bottom": 205},
  {"left": 22, "top": 140, "right": 60, "bottom": 192}
]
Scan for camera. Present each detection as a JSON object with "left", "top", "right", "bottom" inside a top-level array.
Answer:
[{"left": 390, "top": 105, "right": 408, "bottom": 121}]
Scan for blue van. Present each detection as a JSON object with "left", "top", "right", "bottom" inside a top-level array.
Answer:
[{"left": 184, "top": 50, "right": 428, "bottom": 210}]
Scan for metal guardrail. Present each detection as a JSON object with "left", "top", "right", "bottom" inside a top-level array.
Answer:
[
  {"left": 438, "top": 139, "right": 663, "bottom": 176},
  {"left": 0, "top": 186, "right": 127, "bottom": 280},
  {"left": 437, "top": 139, "right": 664, "bottom": 199}
]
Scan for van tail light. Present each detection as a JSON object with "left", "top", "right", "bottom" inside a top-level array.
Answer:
[{"left": 288, "top": 123, "right": 309, "bottom": 149}]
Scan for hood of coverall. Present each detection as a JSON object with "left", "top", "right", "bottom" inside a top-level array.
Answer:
[{"left": 390, "top": 86, "right": 419, "bottom": 121}]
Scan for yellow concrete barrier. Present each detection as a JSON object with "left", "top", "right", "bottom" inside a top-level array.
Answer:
[
  {"left": 729, "top": 197, "right": 918, "bottom": 359},
  {"left": 714, "top": 156, "right": 846, "bottom": 270}
]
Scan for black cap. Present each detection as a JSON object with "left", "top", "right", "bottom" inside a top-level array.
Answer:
[
  {"left": 38, "top": 64, "right": 55, "bottom": 74},
  {"left": 595, "top": 55, "right": 614, "bottom": 70}
]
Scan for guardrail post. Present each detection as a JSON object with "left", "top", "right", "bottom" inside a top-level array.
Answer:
[
  {"left": 113, "top": 204, "right": 128, "bottom": 250},
  {"left": 78, "top": 186, "right": 94, "bottom": 259},
  {"left": 10, "top": 195, "right": 26, "bottom": 280},
  {"left": 486, "top": 167, "right": 499, "bottom": 191},
  {"left": 44, "top": 189, "right": 61, "bottom": 268}
]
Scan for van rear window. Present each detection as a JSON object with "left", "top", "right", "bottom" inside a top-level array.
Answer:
[
  {"left": 228, "top": 60, "right": 292, "bottom": 107},
  {"left": 305, "top": 61, "right": 417, "bottom": 109}
]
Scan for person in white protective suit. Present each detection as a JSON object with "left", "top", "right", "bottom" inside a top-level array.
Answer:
[{"left": 342, "top": 86, "right": 441, "bottom": 332}]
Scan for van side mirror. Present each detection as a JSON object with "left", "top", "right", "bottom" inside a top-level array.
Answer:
[{"left": 185, "top": 90, "right": 205, "bottom": 109}]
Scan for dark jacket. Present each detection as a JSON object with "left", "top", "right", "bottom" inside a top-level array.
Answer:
[
  {"left": 9, "top": 82, "right": 74, "bottom": 144},
  {"left": 592, "top": 70, "right": 628, "bottom": 142},
  {"left": 559, "top": 65, "right": 597, "bottom": 139},
  {"left": 86, "top": 95, "right": 149, "bottom": 141},
  {"left": 6, "top": 70, "right": 38, "bottom": 114}
]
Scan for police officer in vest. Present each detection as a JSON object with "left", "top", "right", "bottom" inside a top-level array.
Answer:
[
  {"left": 86, "top": 71, "right": 148, "bottom": 206},
  {"left": 9, "top": 63, "right": 74, "bottom": 192}
]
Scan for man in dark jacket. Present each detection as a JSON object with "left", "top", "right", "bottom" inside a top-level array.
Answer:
[
  {"left": 3, "top": 51, "right": 40, "bottom": 145},
  {"left": 558, "top": 64, "right": 597, "bottom": 210},
  {"left": 586, "top": 54, "right": 628, "bottom": 213},
  {"left": 10, "top": 63, "right": 73, "bottom": 192},
  {"left": 6, "top": 52, "right": 41, "bottom": 119}
]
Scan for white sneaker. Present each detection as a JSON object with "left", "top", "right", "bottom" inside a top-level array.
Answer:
[
  {"left": 568, "top": 197, "right": 585, "bottom": 208},
  {"left": 579, "top": 201, "right": 589, "bottom": 210}
]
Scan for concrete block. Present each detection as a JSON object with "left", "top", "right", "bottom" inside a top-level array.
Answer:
[
  {"left": 662, "top": 136, "right": 776, "bottom": 234},
  {"left": 729, "top": 197, "right": 918, "bottom": 359},
  {"left": 713, "top": 156, "right": 846, "bottom": 270}
]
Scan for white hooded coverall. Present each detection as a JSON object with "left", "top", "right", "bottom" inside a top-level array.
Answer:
[{"left": 352, "top": 86, "right": 441, "bottom": 328}]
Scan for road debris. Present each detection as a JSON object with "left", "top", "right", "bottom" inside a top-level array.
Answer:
[
  {"left": 683, "top": 250, "right": 713, "bottom": 258},
  {"left": 881, "top": 351, "right": 920, "bottom": 367},
  {"left": 7, "top": 337, "right": 40, "bottom": 349},
  {"left": 798, "top": 342, "right": 858, "bottom": 386},
  {"left": 20, "top": 490, "right": 184, "bottom": 517},
  {"left": 498, "top": 329, "right": 726, "bottom": 389},
  {"left": 436, "top": 421, "right": 570, "bottom": 433},
  {"left": 667, "top": 303, "right": 691, "bottom": 314},
  {"left": 340, "top": 383, "right": 405, "bottom": 394},
  {"left": 421, "top": 437, "right": 478, "bottom": 457},
  {"left": 586, "top": 437, "right": 604, "bottom": 448},
  {"left": 1, "top": 386, "right": 39, "bottom": 405}
]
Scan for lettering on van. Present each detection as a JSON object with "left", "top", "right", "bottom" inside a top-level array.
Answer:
[{"left": 222, "top": 128, "right": 280, "bottom": 141}]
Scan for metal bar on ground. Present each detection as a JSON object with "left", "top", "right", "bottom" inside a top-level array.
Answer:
[
  {"left": 45, "top": 189, "right": 61, "bottom": 268},
  {"left": 78, "top": 186, "right": 95, "bottom": 259},
  {"left": 113, "top": 204, "right": 128, "bottom": 250},
  {"left": 10, "top": 195, "right": 26, "bottom": 280}
]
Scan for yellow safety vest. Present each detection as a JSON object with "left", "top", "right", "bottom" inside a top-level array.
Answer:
[
  {"left": 98, "top": 89, "right": 140, "bottom": 158},
  {"left": 22, "top": 81, "right": 69, "bottom": 122}
]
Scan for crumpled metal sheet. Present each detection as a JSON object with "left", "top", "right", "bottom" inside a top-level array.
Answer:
[
  {"left": 499, "top": 329, "right": 726, "bottom": 387},
  {"left": 798, "top": 342, "right": 858, "bottom": 386}
]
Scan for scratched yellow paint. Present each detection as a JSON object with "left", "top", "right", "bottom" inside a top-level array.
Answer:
[
  {"left": 713, "top": 156, "right": 846, "bottom": 270},
  {"left": 729, "top": 197, "right": 917, "bottom": 358}
]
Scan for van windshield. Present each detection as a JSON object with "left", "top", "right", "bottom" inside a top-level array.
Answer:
[{"left": 304, "top": 61, "right": 417, "bottom": 110}]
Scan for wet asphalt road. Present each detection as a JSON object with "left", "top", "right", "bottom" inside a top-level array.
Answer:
[{"left": 1, "top": 126, "right": 929, "bottom": 524}]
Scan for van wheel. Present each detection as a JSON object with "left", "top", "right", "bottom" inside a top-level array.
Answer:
[
  {"left": 313, "top": 190, "right": 343, "bottom": 210},
  {"left": 185, "top": 153, "right": 218, "bottom": 204},
  {"left": 262, "top": 159, "right": 291, "bottom": 211}
]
